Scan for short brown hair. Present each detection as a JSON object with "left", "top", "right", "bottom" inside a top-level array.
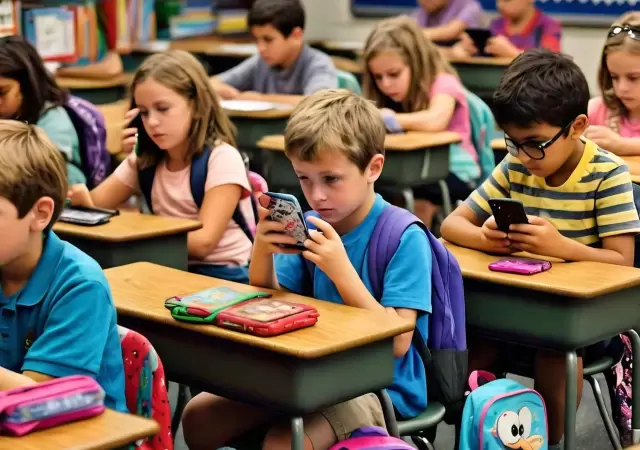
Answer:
[
  {"left": 284, "top": 89, "right": 385, "bottom": 172},
  {"left": 0, "top": 120, "right": 67, "bottom": 230}
]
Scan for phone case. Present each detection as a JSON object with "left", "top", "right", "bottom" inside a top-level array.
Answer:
[
  {"left": 216, "top": 298, "right": 319, "bottom": 336},
  {"left": 164, "top": 287, "right": 271, "bottom": 322},
  {"left": 488, "top": 258, "right": 552, "bottom": 275},
  {"left": 58, "top": 207, "right": 118, "bottom": 226},
  {"left": 265, "top": 192, "right": 310, "bottom": 247}
]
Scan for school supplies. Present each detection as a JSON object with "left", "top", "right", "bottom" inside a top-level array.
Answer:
[
  {"left": 59, "top": 206, "right": 119, "bottom": 226},
  {"left": 0, "top": 375, "right": 105, "bottom": 436},
  {"left": 23, "top": 6, "right": 76, "bottom": 63},
  {"left": 489, "top": 258, "right": 552, "bottom": 275},
  {"left": 164, "top": 286, "right": 319, "bottom": 336}
]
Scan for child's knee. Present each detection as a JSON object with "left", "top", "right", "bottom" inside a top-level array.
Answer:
[{"left": 263, "top": 425, "right": 314, "bottom": 450}]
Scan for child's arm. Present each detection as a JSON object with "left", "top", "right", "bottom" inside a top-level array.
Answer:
[
  {"left": 237, "top": 91, "right": 304, "bottom": 106},
  {"left": 210, "top": 56, "right": 259, "bottom": 99},
  {"left": 584, "top": 125, "right": 640, "bottom": 156},
  {"left": 55, "top": 52, "right": 124, "bottom": 79},
  {"left": 0, "top": 367, "right": 38, "bottom": 391},
  {"left": 393, "top": 94, "right": 456, "bottom": 132},
  {"left": 422, "top": 20, "right": 467, "bottom": 43}
]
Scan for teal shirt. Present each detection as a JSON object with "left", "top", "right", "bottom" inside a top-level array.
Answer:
[{"left": 37, "top": 106, "right": 85, "bottom": 185}]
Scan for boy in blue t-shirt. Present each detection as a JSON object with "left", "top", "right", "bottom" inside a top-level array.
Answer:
[
  {"left": 181, "top": 89, "right": 432, "bottom": 450},
  {"left": 0, "top": 121, "right": 126, "bottom": 412}
]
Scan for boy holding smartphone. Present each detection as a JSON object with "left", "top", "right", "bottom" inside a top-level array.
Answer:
[
  {"left": 181, "top": 90, "right": 432, "bottom": 450},
  {"left": 441, "top": 49, "right": 640, "bottom": 449}
]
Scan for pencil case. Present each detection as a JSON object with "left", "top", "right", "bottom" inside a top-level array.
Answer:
[{"left": 0, "top": 375, "right": 105, "bottom": 436}]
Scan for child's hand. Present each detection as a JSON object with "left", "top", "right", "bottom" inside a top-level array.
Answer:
[
  {"left": 453, "top": 33, "right": 477, "bottom": 58},
  {"left": 480, "top": 216, "right": 514, "bottom": 254},
  {"left": 215, "top": 84, "right": 240, "bottom": 100},
  {"left": 584, "top": 125, "right": 621, "bottom": 151},
  {"left": 507, "top": 216, "right": 571, "bottom": 259},
  {"left": 237, "top": 91, "right": 264, "bottom": 101},
  {"left": 484, "top": 36, "right": 520, "bottom": 58},
  {"left": 121, "top": 108, "right": 140, "bottom": 154},
  {"left": 303, "top": 216, "right": 353, "bottom": 282},
  {"left": 253, "top": 195, "right": 304, "bottom": 255},
  {"left": 67, "top": 184, "right": 94, "bottom": 208}
]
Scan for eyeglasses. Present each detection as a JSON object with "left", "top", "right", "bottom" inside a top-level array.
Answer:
[
  {"left": 608, "top": 25, "right": 640, "bottom": 40},
  {"left": 504, "top": 122, "right": 573, "bottom": 161}
]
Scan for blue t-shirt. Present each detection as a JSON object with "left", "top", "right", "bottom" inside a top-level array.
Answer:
[
  {"left": 275, "top": 194, "right": 432, "bottom": 418},
  {"left": 0, "top": 232, "right": 126, "bottom": 412}
]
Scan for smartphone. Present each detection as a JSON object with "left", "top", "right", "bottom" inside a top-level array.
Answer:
[
  {"left": 466, "top": 28, "right": 492, "bottom": 56},
  {"left": 489, "top": 257, "right": 552, "bottom": 275},
  {"left": 58, "top": 206, "right": 119, "bottom": 226},
  {"left": 488, "top": 198, "right": 529, "bottom": 233},
  {"left": 264, "top": 192, "right": 310, "bottom": 250}
]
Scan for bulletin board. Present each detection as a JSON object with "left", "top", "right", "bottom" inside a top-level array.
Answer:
[{"left": 351, "top": 0, "right": 636, "bottom": 25}]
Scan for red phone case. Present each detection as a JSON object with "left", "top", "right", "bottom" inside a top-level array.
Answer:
[{"left": 215, "top": 298, "right": 319, "bottom": 336}]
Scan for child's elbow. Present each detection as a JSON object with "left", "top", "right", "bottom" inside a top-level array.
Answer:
[
  {"left": 440, "top": 214, "right": 456, "bottom": 241},
  {"left": 393, "top": 333, "right": 414, "bottom": 358}
]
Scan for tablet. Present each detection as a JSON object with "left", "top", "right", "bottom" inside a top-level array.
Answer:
[{"left": 58, "top": 207, "right": 118, "bottom": 226}]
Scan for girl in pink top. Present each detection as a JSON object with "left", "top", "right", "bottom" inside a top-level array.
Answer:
[
  {"left": 362, "top": 15, "right": 478, "bottom": 227},
  {"left": 68, "top": 50, "right": 254, "bottom": 283},
  {"left": 585, "top": 12, "right": 640, "bottom": 156}
]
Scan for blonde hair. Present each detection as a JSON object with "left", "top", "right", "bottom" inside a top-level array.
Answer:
[
  {"left": 131, "top": 49, "right": 237, "bottom": 169},
  {"left": 362, "top": 15, "right": 457, "bottom": 113},
  {"left": 0, "top": 120, "right": 67, "bottom": 230},
  {"left": 284, "top": 89, "right": 385, "bottom": 171},
  {"left": 598, "top": 12, "right": 640, "bottom": 132}
]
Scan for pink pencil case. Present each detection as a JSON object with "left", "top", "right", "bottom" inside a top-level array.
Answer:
[{"left": 0, "top": 375, "right": 105, "bottom": 436}]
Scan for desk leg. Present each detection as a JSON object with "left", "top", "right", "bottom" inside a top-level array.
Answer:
[
  {"left": 629, "top": 329, "right": 640, "bottom": 444},
  {"left": 291, "top": 417, "right": 304, "bottom": 450},
  {"left": 564, "top": 351, "right": 578, "bottom": 450}
]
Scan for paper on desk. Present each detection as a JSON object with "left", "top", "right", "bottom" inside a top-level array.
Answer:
[
  {"left": 220, "top": 100, "right": 293, "bottom": 112},
  {"left": 218, "top": 43, "right": 258, "bottom": 55}
]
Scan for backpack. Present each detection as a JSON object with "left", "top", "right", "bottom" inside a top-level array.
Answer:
[
  {"left": 459, "top": 371, "right": 548, "bottom": 450},
  {"left": 138, "top": 146, "right": 258, "bottom": 243},
  {"left": 118, "top": 326, "right": 173, "bottom": 450},
  {"left": 328, "top": 426, "right": 415, "bottom": 450},
  {"left": 465, "top": 89, "right": 497, "bottom": 182},
  {"left": 304, "top": 204, "right": 468, "bottom": 414},
  {"left": 63, "top": 96, "right": 110, "bottom": 189}
]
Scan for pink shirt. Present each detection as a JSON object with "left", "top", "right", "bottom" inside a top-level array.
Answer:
[
  {"left": 114, "top": 143, "right": 254, "bottom": 266},
  {"left": 430, "top": 73, "right": 476, "bottom": 161},
  {"left": 588, "top": 96, "right": 640, "bottom": 137}
]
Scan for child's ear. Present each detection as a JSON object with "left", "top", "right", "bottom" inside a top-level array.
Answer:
[
  {"left": 29, "top": 197, "right": 55, "bottom": 233},
  {"left": 289, "top": 27, "right": 304, "bottom": 41},
  {"left": 366, "top": 154, "right": 385, "bottom": 182},
  {"left": 569, "top": 114, "right": 589, "bottom": 139}
]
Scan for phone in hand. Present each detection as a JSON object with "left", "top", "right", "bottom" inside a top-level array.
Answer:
[
  {"left": 488, "top": 257, "right": 552, "bottom": 275},
  {"left": 263, "top": 192, "right": 310, "bottom": 250},
  {"left": 466, "top": 28, "right": 492, "bottom": 56},
  {"left": 488, "top": 198, "right": 529, "bottom": 233}
]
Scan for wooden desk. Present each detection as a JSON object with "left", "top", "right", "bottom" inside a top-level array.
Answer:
[
  {"left": 332, "top": 56, "right": 363, "bottom": 75},
  {"left": 624, "top": 156, "right": 640, "bottom": 183},
  {"left": 57, "top": 73, "right": 132, "bottom": 104},
  {"left": 106, "top": 262, "right": 412, "bottom": 450},
  {"left": 443, "top": 241, "right": 640, "bottom": 449},
  {"left": 0, "top": 409, "right": 159, "bottom": 450},
  {"left": 491, "top": 137, "right": 508, "bottom": 163},
  {"left": 53, "top": 212, "right": 202, "bottom": 270}
]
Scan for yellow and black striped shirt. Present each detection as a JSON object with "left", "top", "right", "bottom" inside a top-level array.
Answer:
[{"left": 466, "top": 139, "right": 640, "bottom": 246}]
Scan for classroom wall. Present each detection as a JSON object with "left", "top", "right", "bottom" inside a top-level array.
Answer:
[{"left": 302, "top": 0, "right": 608, "bottom": 94}]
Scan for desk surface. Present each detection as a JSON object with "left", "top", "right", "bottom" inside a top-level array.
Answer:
[
  {"left": 623, "top": 156, "right": 640, "bottom": 183},
  {"left": 444, "top": 241, "right": 640, "bottom": 298},
  {"left": 105, "top": 262, "right": 413, "bottom": 359},
  {"left": 97, "top": 100, "right": 130, "bottom": 155},
  {"left": 223, "top": 105, "right": 293, "bottom": 120},
  {"left": 53, "top": 211, "right": 202, "bottom": 242},
  {"left": 0, "top": 409, "right": 159, "bottom": 450},
  {"left": 491, "top": 138, "right": 506, "bottom": 151},
  {"left": 258, "top": 131, "right": 460, "bottom": 153},
  {"left": 169, "top": 36, "right": 256, "bottom": 57},
  {"left": 449, "top": 55, "right": 513, "bottom": 66},
  {"left": 56, "top": 73, "right": 133, "bottom": 90},
  {"left": 332, "top": 56, "right": 363, "bottom": 74}
]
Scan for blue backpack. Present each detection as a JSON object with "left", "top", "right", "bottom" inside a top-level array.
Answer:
[
  {"left": 459, "top": 371, "right": 548, "bottom": 450},
  {"left": 138, "top": 146, "right": 257, "bottom": 242},
  {"left": 304, "top": 204, "right": 467, "bottom": 413},
  {"left": 465, "top": 89, "right": 497, "bottom": 182}
]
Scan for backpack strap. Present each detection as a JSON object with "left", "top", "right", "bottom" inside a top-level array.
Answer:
[
  {"left": 138, "top": 165, "right": 156, "bottom": 214},
  {"left": 302, "top": 210, "right": 320, "bottom": 294}
]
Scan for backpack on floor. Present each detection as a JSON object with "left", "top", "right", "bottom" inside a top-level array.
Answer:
[
  {"left": 328, "top": 426, "right": 415, "bottom": 450},
  {"left": 459, "top": 371, "right": 548, "bottom": 450},
  {"left": 63, "top": 96, "right": 110, "bottom": 189},
  {"left": 138, "top": 146, "right": 258, "bottom": 242},
  {"left": 304, "top": 204, "right": 468, "bottom": 414}
]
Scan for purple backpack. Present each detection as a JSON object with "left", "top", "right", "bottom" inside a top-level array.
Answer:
[
  {"left": 328, "top": 427, "right": 414, "bottom": 450},
  {"left": 63, "top": 96, "right": 110, "bottom": 189},
  {"left": 305, "top": 204, "right": 468, "bottom": 414}
]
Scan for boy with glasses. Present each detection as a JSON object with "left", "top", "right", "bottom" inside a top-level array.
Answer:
[{"left": 441, "top": 49, "right": 640, "bottom": 449}]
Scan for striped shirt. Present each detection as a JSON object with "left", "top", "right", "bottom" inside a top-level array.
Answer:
[{"left": 466, "top": 139, "right": 640, "bottom": 246}]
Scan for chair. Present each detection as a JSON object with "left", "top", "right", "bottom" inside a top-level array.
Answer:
[
  {"left": 336, "top": 69, "right": 362, "bottom": 95},
  {"left": 119, "top": 325, "right": 174, "bottom": 450}
]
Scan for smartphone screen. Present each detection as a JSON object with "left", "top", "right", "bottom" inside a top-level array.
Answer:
[
  {"left": 488, "top": 199, "right": 529, "bottom": 233},
  {"left": 466, "top": 28, "right": 492, "bottom": 56},
  {"left": 265, "top": 194, "right": 310, "bottom": 248}
]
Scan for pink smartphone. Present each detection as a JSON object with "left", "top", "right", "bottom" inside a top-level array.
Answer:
[{"left": 488, "top": 258, "right": 552, "bottom": 275}]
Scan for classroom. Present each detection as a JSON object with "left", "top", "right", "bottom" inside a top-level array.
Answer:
[{"left": 1, "top": 1, "right": 640, "bottom": 450}]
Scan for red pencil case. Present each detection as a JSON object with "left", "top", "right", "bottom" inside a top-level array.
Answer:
[{"left": 216, "top": 298, "right": 319, "bottom": 337}]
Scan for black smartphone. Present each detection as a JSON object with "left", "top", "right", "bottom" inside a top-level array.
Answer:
[
  {"left": 58, "top": 206, "right": 119, "bottom": 226},
  {"left": 466, "top": 28, "right": 492, "bottom": 56},
  {"left": 488, "top": 198, "right": 529, "bottom": 233}
]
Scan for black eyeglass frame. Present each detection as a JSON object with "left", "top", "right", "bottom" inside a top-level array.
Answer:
[
  {"left": 608, "top": 24, "right": 640, "bottom": 40},
  {"left": 504, "top": 121, "right": 574, "bottom": 161}
]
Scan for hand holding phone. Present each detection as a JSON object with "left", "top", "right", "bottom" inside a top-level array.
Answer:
[
  {"left": 488, "top": 198, "right": 529, "bottom": 233},
  {"left": 258, "top": 192, "right": 310, "bottom": 251},
  {"left": 465, "top": 28, "right": 492, "bottom": 56}
]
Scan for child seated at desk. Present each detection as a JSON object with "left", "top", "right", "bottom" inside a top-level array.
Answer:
[
  {"left": 441, "top": 49, "right": 640, "bottom": 449},
  {"left": 0, "top": 121, "right": 126, "bottom": 412},
  {"left": 68, "top": 50, "right": 255, "bottom": 284},
  {"left": 362, "top": 16, "right": 478, "bottom": 227},
  {"left": 0, "top": 36, "right": 86, "bottom": 184},
  {"left": 181, "top": 90, "right": 432, "bottom": 450},
  {"left": 210, "top": 0, "right": 338, "bottom": 106},
  {"left": 585, "top": 12, "right": 640, "bottom": 156},
  {"left": 413, "top": 0, "right": 486, "bottom": 43}
]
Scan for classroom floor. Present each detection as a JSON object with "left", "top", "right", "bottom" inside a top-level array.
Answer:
[{"left": 170, "top": 373, "right": 615, "bottom": 450}]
